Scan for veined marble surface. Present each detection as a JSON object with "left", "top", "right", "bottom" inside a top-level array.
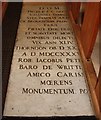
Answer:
[{"left": 4, "top": 3, "right": 95, "bottom": 117}]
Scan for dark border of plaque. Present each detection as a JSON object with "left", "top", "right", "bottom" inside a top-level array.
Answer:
[
  {"left": 2, "top": 2, "right": 97, "bottom": 120},
  {"left": 2, "top": 1, "right": 22, "bottom": 115},
  {"left": 2, "top": 116, "right": 96, "bottom": 120},
  {"left": 0, "top": 2, "right": 2, "bottom": 120},
  {"left": 99, "top": 2, "right": 101, "bottom": 114}
]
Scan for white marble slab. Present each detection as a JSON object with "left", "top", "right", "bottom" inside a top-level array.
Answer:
[{"left": 3, "top": 3, "right": 94, "bottom": 117}]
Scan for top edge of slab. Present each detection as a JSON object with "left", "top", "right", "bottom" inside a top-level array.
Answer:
[{"left": 23, "top": 2, "right": 67, "bottom": 5}]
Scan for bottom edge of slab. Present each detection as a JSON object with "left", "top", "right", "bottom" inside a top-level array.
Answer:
[{"left": 2, "top": 116, "right": 96, "bottom": 120}]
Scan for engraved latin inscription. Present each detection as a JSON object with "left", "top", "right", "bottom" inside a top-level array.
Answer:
[{"left": 4, "top": 4, "right": 94, "bottom": 117}]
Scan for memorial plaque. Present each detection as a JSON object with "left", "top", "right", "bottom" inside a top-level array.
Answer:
[{"left": 3, "top": 3, "right": 96, "bottom": 119}]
